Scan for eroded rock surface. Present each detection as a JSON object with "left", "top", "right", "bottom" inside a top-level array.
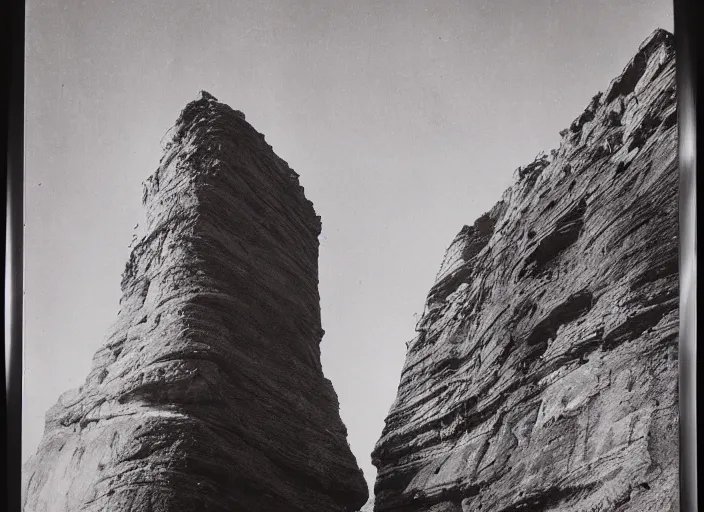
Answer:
[
  {"left": 372, "top": 29, "right": 678, "bottom": 512},
  {"left": 23, "top": 92, "right": 368, "bottom": 512}
]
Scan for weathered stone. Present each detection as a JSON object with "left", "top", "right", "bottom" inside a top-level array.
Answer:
[
  {"left": 372, "top": 29, "right": 678, "bottom": 512},
  {"left": 23, "top": 93, "right": 368, "bottom": 512}
]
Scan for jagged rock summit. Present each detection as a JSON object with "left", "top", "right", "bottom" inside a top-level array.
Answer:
[
  {"left": 372, "top": 29, "right": 678, "bottom": 511},
  {"left": 23, "top": 93, "right": 368, "bottom": 511}
]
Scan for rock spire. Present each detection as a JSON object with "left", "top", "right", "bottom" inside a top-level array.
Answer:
[{"left": 23, "top": 92, "right": 368, "bottom": 512}]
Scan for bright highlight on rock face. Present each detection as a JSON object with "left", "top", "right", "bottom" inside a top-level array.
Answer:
[
  {"left": 22, "top": 92, "right": 368, "bottom": 512},
  {"left": 372, "top": 29, "right": 678, "bottom": 512}
]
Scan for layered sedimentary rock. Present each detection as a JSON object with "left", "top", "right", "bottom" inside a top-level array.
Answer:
[
  {"left": 23, "top": 92, "right": 368, "bottom": 512},
  {"left": 372, "top": 29, "right": 678, "bottom": 511}
]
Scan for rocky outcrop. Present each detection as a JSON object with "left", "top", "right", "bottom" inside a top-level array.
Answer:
[
  {"left": 23, "top": 92, "right": 368, "bottom": 512},
  {"left": 372, "top": 29, "right": 678, "bottom": 512}
]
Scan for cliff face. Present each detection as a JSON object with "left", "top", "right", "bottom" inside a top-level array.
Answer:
[
  {"left": 23, "top": 92, "right": 368, "bottom": 512},
  {"left": 372, "top": 29, "right": 678, "bottom": 512}
]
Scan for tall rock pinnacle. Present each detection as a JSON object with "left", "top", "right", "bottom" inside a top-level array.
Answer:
[
  {"left": 23, "top": 92, "right": 368, "bottom": 512},
  {"left": 372, "top": 29, "right": 678, "bottom": 511}
]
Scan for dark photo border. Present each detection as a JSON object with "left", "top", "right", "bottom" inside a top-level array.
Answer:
[
  {"left": 5, "top": 0, "right": 26, "bottom": 510},
  {"left": 673, "top": 0, "right": 699, "bottom": 510},
  {"left": 4, "top": 0, "right": 698, "bottom": 510}
]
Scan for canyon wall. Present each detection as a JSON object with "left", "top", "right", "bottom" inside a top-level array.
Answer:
[
  {"left": 372, "top": 29, "right": 679, "bottom": 512},
  {"left": 23, "top": 92, "right": 368, "bottom": 512}
]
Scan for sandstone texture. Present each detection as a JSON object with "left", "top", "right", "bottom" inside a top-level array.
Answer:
[
  {"left": 372, "top": 29, "right": 678, "bottom": 512},
  {"left": 23, "top": 92, "right": 368, "bottom": 512}
]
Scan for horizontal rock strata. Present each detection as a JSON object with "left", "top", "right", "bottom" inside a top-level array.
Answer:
[
  {"left": 23, "top": 91, "right": 368, "bottom": 512},
  {"left": 372, "top": 29, "right": 679, "bottom": 512}
]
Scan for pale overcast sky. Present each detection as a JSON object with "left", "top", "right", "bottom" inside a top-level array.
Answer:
[{"left": 24, "top": 0, "right": 673, "bottom": 491}]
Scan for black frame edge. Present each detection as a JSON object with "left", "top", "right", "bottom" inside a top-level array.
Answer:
[
  {"left": 5, "top": 0, "right": 25, "bottom": 509},
  {"left": 673, "top": 0, "right": 698, "bottom": 510}
]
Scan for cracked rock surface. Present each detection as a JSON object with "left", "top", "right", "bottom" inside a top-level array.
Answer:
[
  {"left": 23, "top": 92, "right": 368, "bottom": 512},
  {"left": 372, "top": 29, "right": 678, "bottom": 512}
]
